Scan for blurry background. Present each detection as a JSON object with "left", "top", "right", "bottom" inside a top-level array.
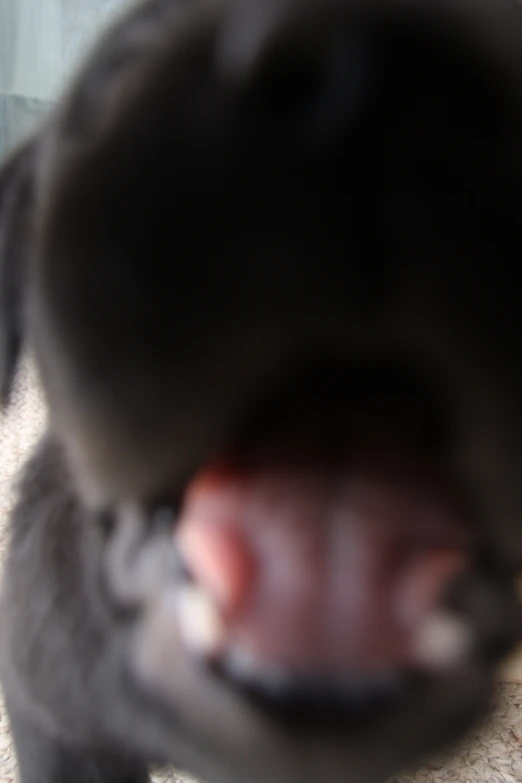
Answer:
[{"left": 0, "top": 0, "right": 131, "bottom": 156}]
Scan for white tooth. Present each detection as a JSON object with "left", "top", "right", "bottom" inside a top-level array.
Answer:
[
  {"left": 414, "top": 611, "right": 471, "bottom": 671},
  {"left": 175, "top": 584, "right": 227, "bottom": 657}
]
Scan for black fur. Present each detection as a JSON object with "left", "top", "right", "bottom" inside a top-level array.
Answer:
[{"left": 1, "top": 1, "right": 522, "bottom": 782}]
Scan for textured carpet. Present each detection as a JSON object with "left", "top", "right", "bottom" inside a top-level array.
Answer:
[{"left": 0, "top": 361, "right": 520, "bottom": 783}]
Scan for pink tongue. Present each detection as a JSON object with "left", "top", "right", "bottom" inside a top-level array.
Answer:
[{"left": 177, "top": 458, "right": 469, "bottom": 674}]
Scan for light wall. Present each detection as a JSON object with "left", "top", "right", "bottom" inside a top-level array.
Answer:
[{"left": 0, "top": 0, "right": 130, "bottom": 156}]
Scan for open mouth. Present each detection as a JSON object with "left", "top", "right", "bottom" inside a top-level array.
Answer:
[
  {"left": 113, "top": 363, "right": 519, "bottom": 726},
  {"left": 170, "top": 366, "right": 480, "bottom": 697},
  {"left": 176, "top": 451, "right": 470, "bottom": 667}
]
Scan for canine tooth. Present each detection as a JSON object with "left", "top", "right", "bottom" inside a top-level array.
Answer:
[
  {"left": 175, "top": 583, "right": 226, "bottom": 657},
  {"left": 414, "top": 611, "right": 470, "bottom": 671}
]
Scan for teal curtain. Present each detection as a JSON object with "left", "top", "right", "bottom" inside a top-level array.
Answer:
[{"left": 0, "top": 0, "right": 131, "bottom": 157}]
